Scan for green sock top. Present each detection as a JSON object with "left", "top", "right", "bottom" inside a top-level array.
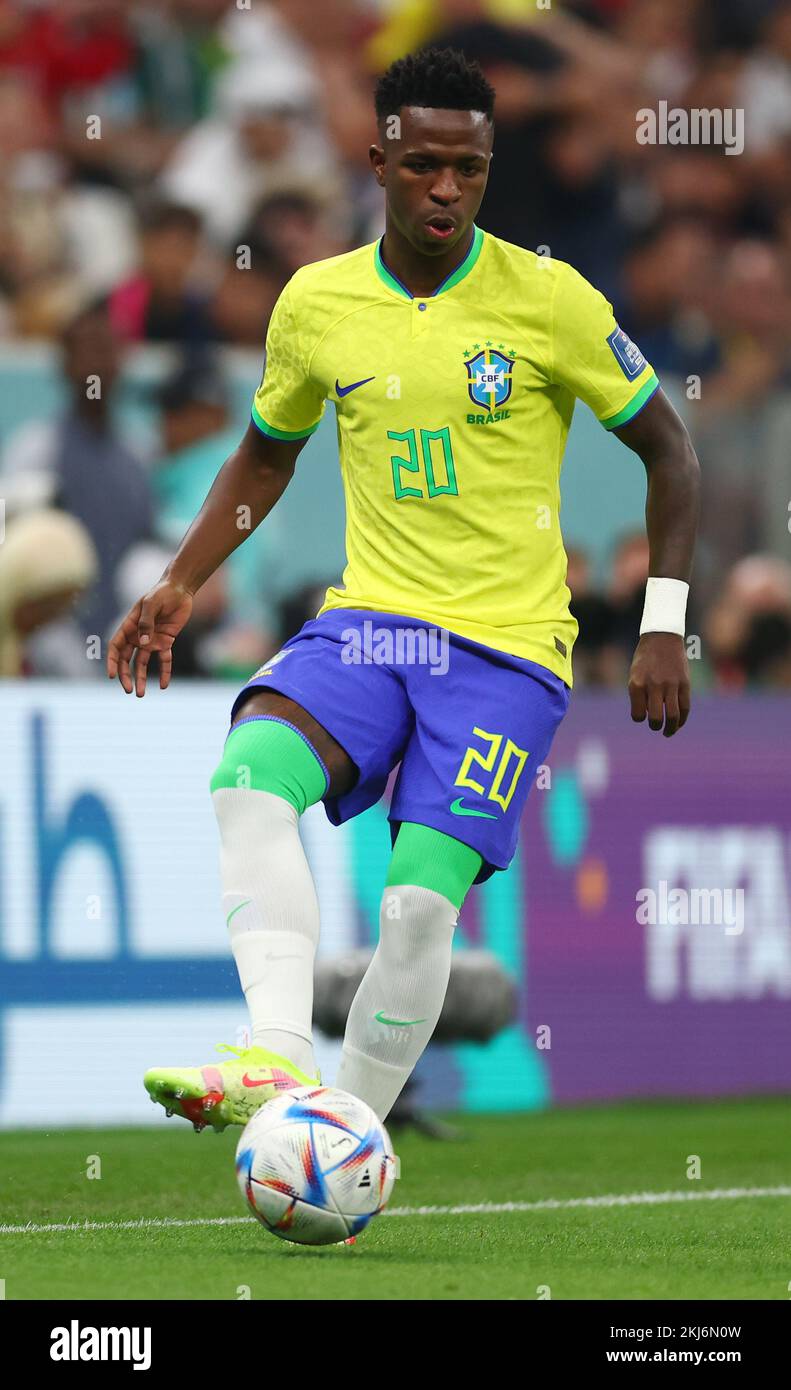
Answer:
[
  {"left": 386, "top": 822, "right": 482, "bottom": 910},
  {"left": 210, "top": 716, "right": 329, "bottom": 815}
]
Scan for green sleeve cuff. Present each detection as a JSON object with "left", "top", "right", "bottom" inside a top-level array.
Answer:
[
  {"left": 250, "top": 403, "right": 321, "bottom": 441},
  {"left": 600, "top": 373, "right": 660, "bottom": 430}
]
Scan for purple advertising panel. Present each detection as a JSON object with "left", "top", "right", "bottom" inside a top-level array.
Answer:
[{"left": 511, "top": 695, "right": 791, "bottom": 1103}]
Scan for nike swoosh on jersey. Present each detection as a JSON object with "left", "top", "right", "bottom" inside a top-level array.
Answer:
[
  {"left": 450, "top": 797, "right": 498, "bottom": 819},
  {"left": 335, "top": 375, "right": 376, "bottom": 397}
]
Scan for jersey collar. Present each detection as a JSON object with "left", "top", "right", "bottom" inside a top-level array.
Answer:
[{"left": 374, "top": 224, "right": 485, "bottom": 300}]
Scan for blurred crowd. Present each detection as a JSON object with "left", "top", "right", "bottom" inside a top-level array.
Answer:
[{"left": 1, "top": 0, "right": 790, "bottom": 689}]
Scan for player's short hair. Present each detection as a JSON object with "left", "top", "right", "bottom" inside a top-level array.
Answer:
[{"left": 375, "top": 47, "right": 495, "bottom": 124}]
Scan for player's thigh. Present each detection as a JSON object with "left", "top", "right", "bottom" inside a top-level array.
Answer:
[
  {"left": 232, "top": 688, "right": 357, "bottom": 799},
  {"left": 391, "top": 654, "right": 570, "bottom": 874}
]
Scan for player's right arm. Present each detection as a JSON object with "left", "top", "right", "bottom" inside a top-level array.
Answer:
[
  {"left": 106, "top": 425, "right": 308, "bottom": 696},
  {"left": 107, "top": 276, "right": 325, "bottom": 696}
]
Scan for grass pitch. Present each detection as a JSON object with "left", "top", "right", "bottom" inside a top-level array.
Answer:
[{"left": 1, "top": 1097, "right": 789, "bottom": 1301}]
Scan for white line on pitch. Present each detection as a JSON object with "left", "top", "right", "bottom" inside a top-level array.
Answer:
[
  {"left": 386, "top": 1186, "right": 791, "bottom": 1216},
  {"left": 1, "top": 1185, "right": 789, "bottom": 1235}
]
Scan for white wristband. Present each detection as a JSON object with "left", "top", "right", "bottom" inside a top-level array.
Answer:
[{"left": 639, "top": 577, "right": 689, "bottom": 637}]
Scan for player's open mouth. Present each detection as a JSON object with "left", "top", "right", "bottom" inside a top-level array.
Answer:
[{"left": 425, "top": 217, "right": 457, "bottom": 239}]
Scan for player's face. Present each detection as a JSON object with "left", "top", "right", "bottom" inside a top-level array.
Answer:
[{"left": 371, "top": 106, "right": 493, "bottom": 256}]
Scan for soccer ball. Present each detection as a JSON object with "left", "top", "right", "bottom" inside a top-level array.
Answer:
[{"left": 235, "top": 1085, "right": 397, "bottom": 1245}]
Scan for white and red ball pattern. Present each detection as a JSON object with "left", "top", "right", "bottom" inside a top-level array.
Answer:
[{"left": 235, "top": 1086, "right": 397, "bottom": 1245}]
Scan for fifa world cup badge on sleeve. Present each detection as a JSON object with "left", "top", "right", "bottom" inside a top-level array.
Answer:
[{"left": 606, "top": 327, "right": 647, "bottom": 380}]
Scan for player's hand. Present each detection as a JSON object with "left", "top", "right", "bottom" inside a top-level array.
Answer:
[
  {"left": 627, "top": 632, "right": 690, "bottom": 738},
  {"left": 106, "top": 579, "right": 193, "bottom": 696}
]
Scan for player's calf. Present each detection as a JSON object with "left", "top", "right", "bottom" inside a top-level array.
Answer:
[{"left": 336, "top": 824, "right": 481, "bottom": 1121}]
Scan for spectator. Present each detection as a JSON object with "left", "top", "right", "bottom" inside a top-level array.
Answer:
[
  {"left": 0, "top": 508, "right": 97, "bottom": 677},
  {"left": 208, "top": 249, "right": 281, "bottom": 346},
  {"left": 108, "top": 200, "right": 213, "bottom": 344},
  {"left": 706, "top": 555, "right": 791, "bottom": 689},
  {"left": 738, "top": 612, "right": 791, "bottom": 687},
  {"left": 0, "top": 0, "right": 134, "bottom": 118},
  {"left": 242, "top": 190, "right": 352, "bottom": 283},
  {"left": 738, "top": 2, "right": 791, "bottom": 171},
  {"left": 690, "top": 241, "right": 791, "bottom": 604},
  {"left": 0, "top": 301, "right": 153, "bottom": 640},
  {"left": 620, "top": 217, "right": 723, "bottom": 378},
  {"left": 159, "top": 38, "right": 341, "bottom": 246},
  {"left": 131, "top": 0, "right": 234, "bottom": 131},
  {"left": 152, "top": 354, "right": 279, "bottom": 664}
]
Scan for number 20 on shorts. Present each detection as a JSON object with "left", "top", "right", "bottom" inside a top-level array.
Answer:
[{"left": 455, "top": 728, "right": 530, "bottom": 812}]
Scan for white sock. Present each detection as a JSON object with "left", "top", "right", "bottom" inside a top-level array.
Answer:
[
  {"left": 335, "top": 884, "right": 457, "bottom": 1120},
  {"left": 213, "top": 786, "right": 319, "bottom": 1078}
]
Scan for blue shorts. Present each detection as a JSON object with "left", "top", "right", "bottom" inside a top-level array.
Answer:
[{"left": 230, "top": 609, "right": 570, "bottom": 884}]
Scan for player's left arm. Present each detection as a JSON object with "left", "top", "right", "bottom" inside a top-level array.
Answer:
[{"left": 613, "top": 388, "right": 701, "bottom": 738}]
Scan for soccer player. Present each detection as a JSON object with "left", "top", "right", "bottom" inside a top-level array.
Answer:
[{"left": 108, "top": 48, "right": 699, "bottom": 1131}]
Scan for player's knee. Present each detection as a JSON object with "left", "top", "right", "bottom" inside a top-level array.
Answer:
[
  {"left": 379, "top": 882, "right": 457, "bottom": 951},
  {"left": 209, "top": 715, "right": 328, "bottom": 815}
]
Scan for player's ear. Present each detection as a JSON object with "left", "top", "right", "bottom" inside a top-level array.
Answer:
[{"left": 369, "top": 144, "right": 386, "bottom": 187}]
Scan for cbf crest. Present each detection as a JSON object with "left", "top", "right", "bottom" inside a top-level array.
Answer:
[{"left": 464, "top": 343, "right": 516, "bottom": 410}]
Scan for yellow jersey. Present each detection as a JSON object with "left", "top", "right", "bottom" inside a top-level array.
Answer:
[{"left": 251, "top": 227, "right": 658, "bottom": 685}]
